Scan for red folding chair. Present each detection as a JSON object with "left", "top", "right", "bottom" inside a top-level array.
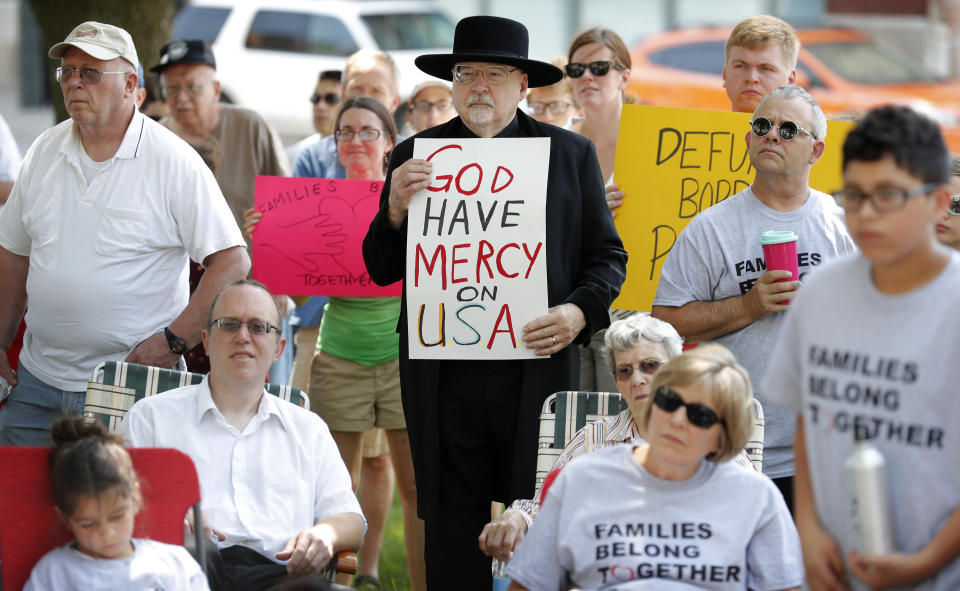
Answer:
[{"left": 0, "top": 446, "right": 204, "bottom": 591}]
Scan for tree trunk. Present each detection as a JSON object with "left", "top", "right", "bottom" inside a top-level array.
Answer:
[{"left": 27, "top": 0, "right": 176, "bottom": 123}]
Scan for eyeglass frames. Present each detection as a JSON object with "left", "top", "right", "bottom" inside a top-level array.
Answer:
[
  {"left": 209, "top": 317, "right": 280, "bottom": 336},
  {"left": 161, "top": 82, "right": 210, "bottom": 100},
  {"left": 56, "top": 66, "right": 129, "bottom": 85},
  {"left": 833, "top": 183, "right": 939, "bottom": 214},
  {"left": 949, "top": 195, "right": 960, "bottom": 216},
  {"left": 527, "top": 100, "right": 574, "bottom": 116},
  {"left": 652, "top": 386, "right": 724, "bottom": 429},
  {"left": 749, "top": 117, "right": 814, "bottom": 141},
  {"left": 564, "top": 61, "right": 624, "bottom": 78},
  {"left": 411, "top": 100, "right": 453, "bottom": 113},
  {"left": 335, "top": 128, "right": 382, "bottom": 142},
  {"left": 311, "top": 92, "right": 339, "bottom": 106},
  {"left": 452, "top": 64, "right": 519, "bottom": 85},
  {"left": 612, "top": 359, "right": 664, "bottom": 382}
]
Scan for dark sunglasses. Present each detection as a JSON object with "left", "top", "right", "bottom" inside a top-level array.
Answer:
[
  {"left": 565, "top": 61, "right": 623, "bottom": 78},
  {"left": 653, "top": 386, "right": 724, "bottom": 429},
  {"left": 311, "top": 92, "right": 339, "bottom": 106},
  {"left": 750, "top": 117, "right": 814, "bottom": 141},
  {"left": 612, "top": 359, "right": 664, "bottom": 382},
  {"left": 950, "top": 195, "right": 960, "bottom": 216}
]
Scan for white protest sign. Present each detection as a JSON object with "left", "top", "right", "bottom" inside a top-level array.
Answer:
[{"left": 406, "top": 137, "right": 550, "bottom": 360}]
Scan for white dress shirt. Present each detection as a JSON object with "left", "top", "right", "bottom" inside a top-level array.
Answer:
[{"left": 118, "top": 377, "right": 364, "bottom": 563}]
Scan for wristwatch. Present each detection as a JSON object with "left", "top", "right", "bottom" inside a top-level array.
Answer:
[{"left": 164, "top": 327, "right": 188, "bottom": 355}]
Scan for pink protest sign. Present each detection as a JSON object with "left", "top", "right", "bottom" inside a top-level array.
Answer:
[{"left": 252, "top": 176, "right": 400, "bottom": 297}]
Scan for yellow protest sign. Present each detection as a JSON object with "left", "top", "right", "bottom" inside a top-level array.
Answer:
[{"left": 612, "top": 104, "right": 853, "bottom": 311}]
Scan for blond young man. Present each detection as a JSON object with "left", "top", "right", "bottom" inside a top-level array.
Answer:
[{"left": 723, "top": 15, "right": 800, "bottom": 113}]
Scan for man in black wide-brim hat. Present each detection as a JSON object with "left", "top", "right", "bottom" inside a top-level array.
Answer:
[{"left": 362, "top": 16, "right": 627, "bottom": 586}]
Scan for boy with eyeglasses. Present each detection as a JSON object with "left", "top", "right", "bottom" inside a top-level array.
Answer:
[
  {"left": 765, "top": 105, "right": 960, "bottom": 590},
  {"left": 934, "top": 155, "right": 960, "bottom": 251},
  {"left": 652, "top": 85, "right": 855, "bottom": 511}
]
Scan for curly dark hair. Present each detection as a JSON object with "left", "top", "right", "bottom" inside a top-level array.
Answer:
[{"left": 842, "top": 105, "right": 949, "bottom": 185}]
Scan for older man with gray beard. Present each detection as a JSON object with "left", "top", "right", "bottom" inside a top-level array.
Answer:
[{"left": 363, "top": 15, "right": 626, "bottom": 589}]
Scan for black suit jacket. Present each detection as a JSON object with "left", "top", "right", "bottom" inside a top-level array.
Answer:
[{"left": 362, "top": 110, "right": 627, "bottom": 520}]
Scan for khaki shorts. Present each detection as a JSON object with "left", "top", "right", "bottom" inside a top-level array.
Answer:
[
  {"left": 309, "top": 350, "right": 405, "bottom": 431},
  {"left": 362, "top": 428, "right": 389, "bottom": 458}
]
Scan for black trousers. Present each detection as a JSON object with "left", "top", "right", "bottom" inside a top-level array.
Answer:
[
  {"left": 214, "top": 545, "right": 332, "bottom": 591},
  {"left": 423, "top": 360, "right": 524, "bottom": 591}
]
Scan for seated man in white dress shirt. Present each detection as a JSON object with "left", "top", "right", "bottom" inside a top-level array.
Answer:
[{"left": 119, "top": 280, "right": 364, "bottom": 590}]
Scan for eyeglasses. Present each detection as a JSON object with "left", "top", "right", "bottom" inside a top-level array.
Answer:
[
  {"left": 527, "top": 100, "right": 573, "bottom": 116},
  {"left": 949, "top": 195, "right": 960, "bottom": 216},
  {"left": 335, "top": 128, "right": 382, "bottom": 142},
  {"left": 209, "top": 317, "right": 280, "bottom": 336},
  {"left": 652, "top": 386, "right": 724, "bottom": 429},
  {"left": 452, "top": 64, "right": 519, "bottom": 85},
  {"left": 311, "top": 92, "right": 339, "bottom": 106},
  {"left": 565, "top": 61, "right": 624, "bottom": 78},
  {"left": 411, "top": 100, "right": 453, "bottom": 113},
  {"left": 612, "top": 359, "right": 664, "bottom": 382},
  {"left": 750, "top": 117, "right": 814, "bottom": 141},
  {"left": 833, "top": 183, "right": 939, "bottom": 214},
  {"left": 161, "top": 82, "right": 209, "bottom": 100},
  {"left": 55, "top": 66, "right": 129, "bottom": 85}
]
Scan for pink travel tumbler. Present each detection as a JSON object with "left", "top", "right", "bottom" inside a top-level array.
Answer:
[{"left": 760, "top": 230, "right": 799, "bottom": 282}]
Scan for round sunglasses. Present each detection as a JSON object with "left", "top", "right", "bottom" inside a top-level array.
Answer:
[
  {"left": 612, "top": 359, "right": 664, "bottom": 382},
  {"left": 653, "top": 386, "right": 724, "bottom": 429},
  {"left": 565, "top": 61, "right": 624, "bottom": 78},
  {"left": 950, "top": 195, "right": 960, "bottom": 216},
  {"left": 750, "top": 117, "right": 814, "bottom": 141}
]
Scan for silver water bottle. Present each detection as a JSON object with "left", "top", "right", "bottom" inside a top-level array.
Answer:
[{"left": 846, "top": 427, "right": 896, "bottom": 555}]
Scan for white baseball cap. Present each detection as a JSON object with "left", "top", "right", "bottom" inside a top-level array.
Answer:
[{"left": 49, "top": 21, "right": 138, "bottom": 69}]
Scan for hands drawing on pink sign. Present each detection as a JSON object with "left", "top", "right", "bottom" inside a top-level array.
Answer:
[{"left": 252, "top": 176, "right": 401, "bottom": 297}]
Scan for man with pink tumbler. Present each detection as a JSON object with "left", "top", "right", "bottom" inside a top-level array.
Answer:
[{"left": 653, "top": 86, "right": 856, "bottom": 510}]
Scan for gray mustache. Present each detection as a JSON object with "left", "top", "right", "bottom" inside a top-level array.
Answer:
[{"left": 466, "top": 94, "right": 494, "bottom": 107}]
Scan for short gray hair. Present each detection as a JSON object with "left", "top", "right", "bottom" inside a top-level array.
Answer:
[
  {"left": 344, "top": 49, "right": 400, "bottom": 99},
  {"left": 754, "top": 85, "right": 827, "bottom": 141},
  {"left": 604, "top": 314, "right": 683, "bottom": 370}
]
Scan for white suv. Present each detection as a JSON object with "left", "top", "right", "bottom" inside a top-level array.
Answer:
[{"left": 172, "top": 0, "right": 455, "bottom": 141}]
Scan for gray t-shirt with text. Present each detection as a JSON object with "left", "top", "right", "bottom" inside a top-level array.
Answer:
[
  {"left": 654, "top": 186, "right": 855, "bottom": 478},
  {"left": 765, "top": 253, "right": 960, "bottom": 591},
  {"left": 506, "top": 445, "right": 803, "bottom": 590}
]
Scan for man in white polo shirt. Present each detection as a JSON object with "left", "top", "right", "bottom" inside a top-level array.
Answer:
[
  {"left": 119, "top": 280, "right": 364, "bottom": 590},
  {"left": 0, "top": 21, "right": 248, "bottom": 445}
]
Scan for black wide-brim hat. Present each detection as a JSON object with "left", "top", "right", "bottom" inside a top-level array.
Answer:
[{"left": 415, "top": 16, "right": 563, "bottom": 88}]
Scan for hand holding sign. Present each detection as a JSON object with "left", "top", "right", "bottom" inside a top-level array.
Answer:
[
  {"left": 605, "top": 183, "right": 624, "bottom": 218},
  {"left": 388, "top": 159, "right": 434, "bottom": 229}
]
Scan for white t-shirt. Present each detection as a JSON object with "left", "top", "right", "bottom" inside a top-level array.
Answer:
[
  {"left": 505, "top": 445, "right": 803, "bottom": 591},
  {"left": 653, "top": 186, "right": 856, "bottom": 478},
  {"left": 118, "top": 377, "right": 365, "bottom": 563},
  {"left": 0, "top": 113, "right": 21, "bottom": 182},
  {"left": 764, "top": 253, "right": 960, "bottom": 591},
  {"left": 0, "top": 110, "right": 244, "bottom": 390},
  {"left": 24, "top": 538, "right": 209, "bottom": 591}
]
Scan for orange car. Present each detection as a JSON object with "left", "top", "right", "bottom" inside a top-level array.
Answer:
[{"left": 628, "top": 26, "right": 960, "bottom": 151}]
